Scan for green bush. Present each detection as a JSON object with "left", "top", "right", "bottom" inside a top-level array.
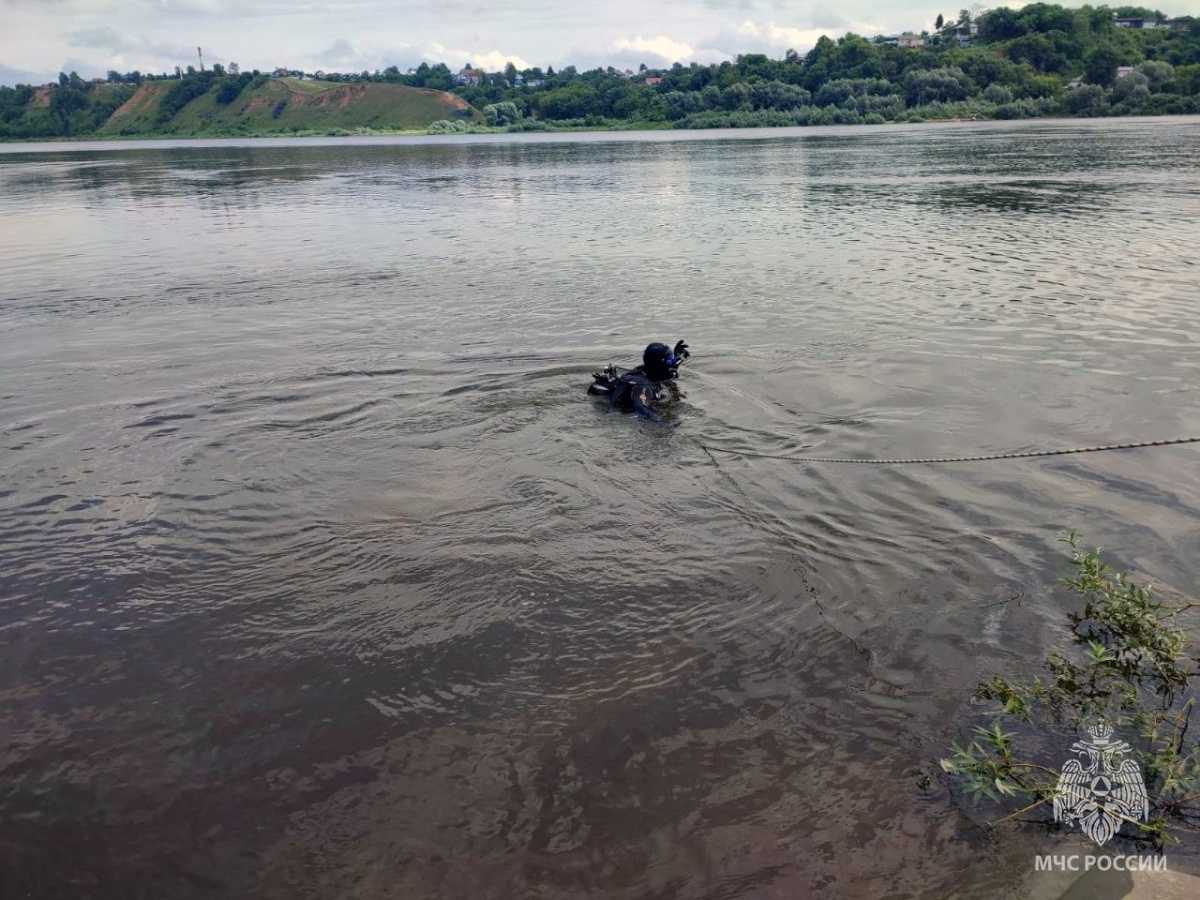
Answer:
[
  {"left": 215, "top": 77, "right": 248, "bottom": 105},
  {"left": 1112, "top": 71, "right": 1152, "bottom": 109},
  {"left": 427, "top": 119, "right": 487, "bottom": 134},
  {"left": 482, "top": 101, "right": 521, "bottom": 126},
  {"left": 983, "top": 83, "right": 1014, "bottom": 104},
  {"left": 940, "top": 533, "right": 1200, "bottom": 850},
  {"left": 1061, "top": 83, "right": 1107, "bottom": 115},
  {"left": 993, "top": 96, "right": 1055, "bottom": 118},
  {"left": 904, "top": 67, "right": 975, "bottom": 106},
  {"left": 506, "top": 120, "right": 552, "bottom": 131},
  {"left": 159, "top": 71, "right": 217, "bottom": 119}
]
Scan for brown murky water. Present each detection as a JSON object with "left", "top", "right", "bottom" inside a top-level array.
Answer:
[{"left": 2, "top": 120, "right": 1199, "bottom": 898}]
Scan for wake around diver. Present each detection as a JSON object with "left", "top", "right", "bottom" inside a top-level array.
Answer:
[{"left": 587, "top": 340, "right": 690, "bottom": 422}]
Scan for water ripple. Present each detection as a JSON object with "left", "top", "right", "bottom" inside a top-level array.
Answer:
[{"left": 2, "top": 119, "right": 1198, "bottom": 898}]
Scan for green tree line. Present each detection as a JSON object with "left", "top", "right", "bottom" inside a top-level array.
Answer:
[
  {"left": 2, "top": 4, "right": 1199, "bottom": 139},
  {"left": 0, "top": 67, "right": 269, "bottom": 139},
  {"left": 444, "top": 5, "right": 1200, "bottom": 128},
  {"left": 0, "top": 73, "right": 137, "bottom": 139}
]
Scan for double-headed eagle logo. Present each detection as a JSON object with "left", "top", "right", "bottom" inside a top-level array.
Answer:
[{"left": 1053, "top": 722, "right": 1149, "bottom": 845}]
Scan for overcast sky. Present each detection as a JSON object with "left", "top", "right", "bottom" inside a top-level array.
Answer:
[{"left": 0, "top": 0, "right": 1160, "bottom": 87}]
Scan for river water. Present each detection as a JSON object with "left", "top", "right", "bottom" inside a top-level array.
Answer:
[{"left": 2, "top": 119, "right": 1198, "bottom": 898}]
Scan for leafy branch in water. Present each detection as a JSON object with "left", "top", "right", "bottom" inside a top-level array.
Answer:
[{"left": 940, "top": 532, "right": 1200, "bottom": 849}]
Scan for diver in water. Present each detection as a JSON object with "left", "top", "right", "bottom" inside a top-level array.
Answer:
[{"left": 588, "top": 340, "right": 690, "bottom": 422}]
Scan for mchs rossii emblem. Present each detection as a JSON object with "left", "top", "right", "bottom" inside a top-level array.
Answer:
[{"left": 1053, "top": 722, "right": 1149, "bottom": 846}]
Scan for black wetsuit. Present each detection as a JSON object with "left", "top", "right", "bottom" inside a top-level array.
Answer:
[
  {"left": 588, "top": 341, "right": 689, "bottom": 422},
  {"left": 588, "top": 364, "right": 681, "bottom": 422}
]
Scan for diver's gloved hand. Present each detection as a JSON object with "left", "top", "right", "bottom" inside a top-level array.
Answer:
[{"left": 672, "top": 340, "right": 690, "bottom": 361}]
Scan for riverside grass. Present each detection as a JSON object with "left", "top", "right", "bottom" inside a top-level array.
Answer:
[{"left": 99, "top": 78, "right": 483, "bottom": 137}]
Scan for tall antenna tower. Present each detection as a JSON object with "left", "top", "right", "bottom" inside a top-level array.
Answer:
[{"left": 197, "top": 46, "right": 205, "bottom": 72}]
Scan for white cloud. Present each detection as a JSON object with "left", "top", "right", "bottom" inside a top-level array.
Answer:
[
  {"left": 715, "top": 18, "right": 836, "bottom": 55},
  {"left": 696, "top": 16, "right": 887, "bottom": 60},
  {"left": 68, "top": 26, "right": 134, "bottom": 52},
  {"left": 60, "top": 26, "right": 211, "bottom": 74},
  {"left": 314, "top": 39, "right": 360, "bottom": 67},
  {"left": 147, "top": 0, "right": 227, "bottom": 12},
  {"left": 734, "top": 19, "right": 817, "bottom": 49},
  {"left": 468, "top": 50, "right": 533, "bottom": 72},
  {"left": 612, "top": 34, "right": 697, "bottom": 64},
  {"left": 305, "top": 39, "right": 416, "bottom": 72},
  {"left": 426, "top": 43, "right": 531, "bottom": 72},
  {"left": 0, "top": 0, "right": 940, "bottom": 84},
  {"left": 582, "top": 22, "right": 829, "bottom": 71},
  {"left": 299, "top": 39, "right": 531, "bottom": 74},
  {"left": 0, "top": 62, "right": 56, "bottom": 87}
]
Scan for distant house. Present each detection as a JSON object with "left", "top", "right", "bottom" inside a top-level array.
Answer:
[
  {"left": 1114, "top": 16, "right": 1161, "bottom": 29},
  {"left": 523, "top": 78, "right": 543, "bottom": 88},
  {"left": 644, "top": 76, "right": 663, "bottom": 86},
  {"left": 1168, "top": 16, "right": 1194, "bottom": 30},
  {"left": 897, "top": 32, "right": 924, "bottom": 48},
  {"left": 453, "top": 67, "right": 484, "bottom": 87},
  {"left": 953, "top": 22, "right": 976, "bottom": 46},
  {"left": 1115, "top": 66, "right": 1135, "bottom": 79}
]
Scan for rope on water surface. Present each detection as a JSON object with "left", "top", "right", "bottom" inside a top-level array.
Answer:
[{"left": 700, "top": 435, "right": 1200, "bottom": 465}]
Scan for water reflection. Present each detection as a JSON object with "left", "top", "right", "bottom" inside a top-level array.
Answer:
[{"left": 932, "top": 179, "right": 1112, "bottom": 215}]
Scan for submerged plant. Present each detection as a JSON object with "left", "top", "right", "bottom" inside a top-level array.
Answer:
[{"left": 940, "top": 532, "right": 1200, "bottom": 849}]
